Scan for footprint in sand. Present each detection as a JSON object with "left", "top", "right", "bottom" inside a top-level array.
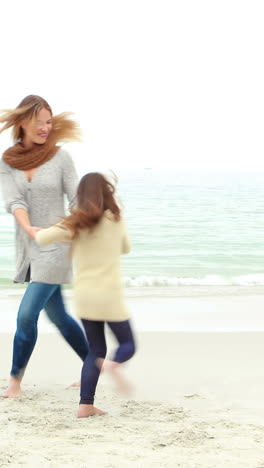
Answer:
[{"left": 184, "top": 393, "right": 203, "bottom": 399}]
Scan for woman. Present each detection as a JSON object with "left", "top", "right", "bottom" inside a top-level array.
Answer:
[
  {"left": 0, "top": 95, "right": 89, "bottom": 397},
  {"left": 36, "top": 173, "right": 136, "bottom": 417}
]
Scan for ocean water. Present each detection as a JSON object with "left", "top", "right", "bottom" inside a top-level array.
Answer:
[{"left": 1, "top": 169, "right": 264, "bottom": 293}]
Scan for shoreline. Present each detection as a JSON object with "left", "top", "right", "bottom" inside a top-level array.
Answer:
[
  {"left": 1, "top": 290, "right": 264, "bottom": 333},
  {"left": 1, "top": 284, "right": 264, "bottom": 298},
  {"left": 1, "top": 330, "right": 264, "bottom": 405},
  {"left": 1, "top": 330, "right": 264, "bottom": 404}
]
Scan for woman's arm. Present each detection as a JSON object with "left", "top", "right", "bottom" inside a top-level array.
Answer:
[
  {"left": 0, "top": 161, "right": 29, "bottom": 214},
  {"left": 35, "top": 224, "right": 72, "bottom": 246},
  {"left": 61, "top": 150, "right": 79, "bottom": 210},
  {"left": 0, "top": 161, "right": 38, "bottom": 239},
  {"left": 12, "top": 209, "right": 41, "bottom": 239}
]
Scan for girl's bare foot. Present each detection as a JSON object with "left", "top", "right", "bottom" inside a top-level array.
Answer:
[
  {"left": 100, "top": 360, "right": 134, "bottom": 396},
  {"left": 77, "top": 404, "right": 107, "bottom": 418},
  {"left": 69, "top": 380, "right": 80, "bottom": 388},
  {"left": 3, "top": 377, "right": 22, "bottom": 398},
  {"left": 96, "top": 358, "right": 105, "bottom": 374}
]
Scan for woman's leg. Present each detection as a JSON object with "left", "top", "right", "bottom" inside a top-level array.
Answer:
[
  {"left": 78, "top": 319, "right": 107, "bottom": 417},
  {"left": 44, "top": 286, "right": 89, "bottom": 361},
  {"left": 4, "top": 282, "right": 59, "bottom": 398}
]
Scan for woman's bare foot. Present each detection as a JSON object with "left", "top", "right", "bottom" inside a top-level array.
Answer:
[
  {"left": 77, "top": 404, "right": 107, "bottom": 418},
  {"left": 3, "top": 377, "right": 22, "bottom": 398},
  {"left": 100, "top": 360, "right": 134, "bottom": 396}
]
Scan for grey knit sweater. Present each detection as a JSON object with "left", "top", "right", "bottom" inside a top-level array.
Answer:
[{"left": 0, "top": 148, "right": 78, "bottom": 284}]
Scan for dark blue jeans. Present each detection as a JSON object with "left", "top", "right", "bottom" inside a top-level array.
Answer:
[
  {"left": 80, "top": 319, "right": 136, "bottom": 405},
  {"left": 11, "top": 282, "right": 89, "bottom": 378}
]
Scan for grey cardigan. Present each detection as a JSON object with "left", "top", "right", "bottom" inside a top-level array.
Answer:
[{"left": 0, "top": 148, "right": 78, "bottom": 284}]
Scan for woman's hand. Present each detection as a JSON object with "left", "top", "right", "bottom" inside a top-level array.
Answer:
[
  {"left": 25, "top": 226, "right": 42, "bottom": 240},
  {"left": 13, "top": 209, "right": 42, "bottom": 240}
]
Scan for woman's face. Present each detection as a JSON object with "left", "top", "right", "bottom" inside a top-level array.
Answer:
[{"left": 21, "top": 108, "right": 52, "bottom": 146}]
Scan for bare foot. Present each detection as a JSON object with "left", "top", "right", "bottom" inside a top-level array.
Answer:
[
  {"left": 68, "top": 380, "right": 80, "bottom": 388},
  {"left": 101, "top": 360, "right": 134, "bottom": 396},
  {"left": 3, "top": 377, "right": 22, "bottom": 398},
  {"left": 77, "top": 404, "right": 107, "bottom": 418},
  {"left": 96, "top": 358, "right": 105, "bottom": 374}
]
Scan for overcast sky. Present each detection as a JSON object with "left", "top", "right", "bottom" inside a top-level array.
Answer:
[{"left": 0, "top": 0, "right": 263, "bottom": 173}]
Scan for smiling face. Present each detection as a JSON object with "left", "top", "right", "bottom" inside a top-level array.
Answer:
[{"left": 21, "top": 108, "right": 52, "bottom": 147}]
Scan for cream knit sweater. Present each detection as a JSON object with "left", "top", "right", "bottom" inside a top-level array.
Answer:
[{"left": 36, "top": 211, "right": 131, "bottom": 322}]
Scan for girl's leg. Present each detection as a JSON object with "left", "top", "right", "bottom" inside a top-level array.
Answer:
[
  {"left": 44, "top": 287, "right": 89, "bottom": 361},
  {"left": 103, "top": 320, "right": 136, "bottom": 395},
  {"left": 107, "top": 320, "right": 136, "bottom": 363},
  {"left": 78, "top": 319, "right": 107, "bottom": 417},
  {"left": 4, "top": 282, "right": 59, "bottom": 398}
]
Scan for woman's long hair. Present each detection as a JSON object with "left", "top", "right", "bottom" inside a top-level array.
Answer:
[
  {"left": 0, "top": 95, "right": 81, "bottom": 143},
  {"left": 63, "top": 172, "right": 121, "bottom": 238}
]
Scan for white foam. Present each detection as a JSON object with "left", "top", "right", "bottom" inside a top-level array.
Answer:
[{"left": 123, "top": 274, "right": 264, "bottom": 287}]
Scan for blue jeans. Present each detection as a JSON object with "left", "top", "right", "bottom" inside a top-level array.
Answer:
[
  {"left": 80, "top": 319, "right": 136, "bottom": 405},
  {"left": 11, "top": 282, "right": 89, "bottom": 378}
]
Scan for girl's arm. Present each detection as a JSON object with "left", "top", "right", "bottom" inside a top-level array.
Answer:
[
  {"left": 35, "top": 224, "right": 72, "bottom": 246},
  {"left": 121, "top": 220, "right": 131, "bottom": 254}
]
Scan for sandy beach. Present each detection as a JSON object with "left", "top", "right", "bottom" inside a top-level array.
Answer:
[
  {"left": 1, "top": 0, "right": 264, "bottom": 464},
  {"left": 1, "top": 313, "right": 264, "bottom": 467}
]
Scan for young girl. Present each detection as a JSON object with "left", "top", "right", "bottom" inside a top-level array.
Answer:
[{"left": 35, "top": 172, "right": 136, "bottom": 418}]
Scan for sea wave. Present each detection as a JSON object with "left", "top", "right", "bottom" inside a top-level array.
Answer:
[
  {"left": 1, "top": 274, "right": 264, "bottom": 290},
  {"left": 124, "top": 274, "right": 264, "bottom": 287}
]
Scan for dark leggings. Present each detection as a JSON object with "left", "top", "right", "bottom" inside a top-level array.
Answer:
[{"left": 80, "top": 319, "right": 136, "bottom": 405}]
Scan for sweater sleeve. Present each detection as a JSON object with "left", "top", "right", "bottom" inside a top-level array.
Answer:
[
  {"left": 36, "top": 223, "right": 72, "bottom": 246},
  {"left": 61, "top": 150, "right": 79, "bottom": 210},
  {"left": 0, "top": 160, "right": 29, "bottom": 214},
  {"left": 121, "top": 219, "right": 131, "bottom": 254}
]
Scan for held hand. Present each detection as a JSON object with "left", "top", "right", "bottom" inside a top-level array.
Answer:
[{"left": 25, "top": 226, "right": 42, "bottom": 240}]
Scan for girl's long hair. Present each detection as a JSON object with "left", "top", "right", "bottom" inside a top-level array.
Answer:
[
  {"left": 63, "top": 172, "right": 121, "bottom": 238},
  {"left": 0, "top": 95, "right": 81, "bottom": 143}
]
